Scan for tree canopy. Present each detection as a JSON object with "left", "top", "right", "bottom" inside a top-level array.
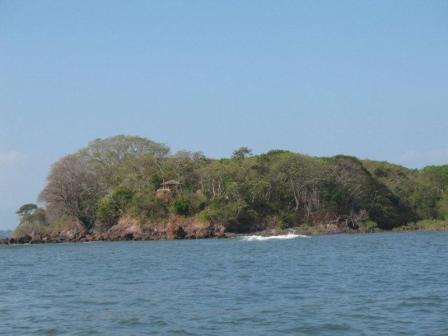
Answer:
[{"left": 22, "top": 135, "right": 448, "bottom": 235}]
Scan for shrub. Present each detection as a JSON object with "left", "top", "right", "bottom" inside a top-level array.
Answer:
[
  {"left": 169, "top": 196, "right": 192, "bottom": 216},
  {"left": 129, "top": 191, "right": 168, "bottom": 221},
  {"left": 96, "top": 188, "right": 134, "bottom": 230},
  {"left": 198, "top": 201, "right": 258, "bottom": 233},
  {"left": 358, "top": 221, "right": 379, "bottom": 233}
]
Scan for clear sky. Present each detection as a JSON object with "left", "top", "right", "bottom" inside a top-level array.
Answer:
[{"left": 0, "top": 0, "right": 447, "bottom": 229}]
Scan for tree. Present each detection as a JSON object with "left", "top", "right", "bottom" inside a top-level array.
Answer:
[
  {"left": 25, "top": 134, "right": 448, "bottom": 237},
  {"left": 232, "top": 147, "right": 252, "bottom": 160},
  {"left": 16, "top": 203, "right": 38, "bottom": 219},
  {"left": 83, "top": 135, "right": 170, "bottom": 162},
  {"left": 79, "top": 135, "right": 170, "bottom": 186},
  {"left": 16, "top": 203, "right": 46, "bottom": 226},
  {"left": 96, "top": 188, "right": 134, "bottom": 229},
  {"left": 267, "top": 151, "right": 326, "bottom": 215},
  {"left": 15, "top": 203, "right": 47, "bottom": 239},
  {"left": 38, "top": 154, "right": 103, "bottom": 230},
  {"left": 329, "top": 156, "right": 416, "bottom": 229},
  {"left": 412, "top": 165, "right": 448, "bottom": 219}
]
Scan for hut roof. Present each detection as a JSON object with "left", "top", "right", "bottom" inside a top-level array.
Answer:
[{"left": 161, "top": 180, "right": 181, "bottom": 186}]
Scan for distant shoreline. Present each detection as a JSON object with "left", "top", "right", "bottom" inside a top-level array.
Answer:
[{"left": 0, "top": 230, "right": 13, "bottom": 240}]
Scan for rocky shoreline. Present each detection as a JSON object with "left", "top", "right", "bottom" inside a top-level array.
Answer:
[
  {"left": 0, "top": 227, "right": 356, "bottom": 245},
  {"left": 0, "top": 232, "right": 225, "bottom": 245},
  {"left": 2, "top": 221, "right": 447, "bottom": 245},
  {"left": 0, "top": 222, "right": 344, "bottom": 245},
  {"left": 0, "top": 231, "right": 228, "bottom": 245},
  {"left": 0, "top": 221, "right": 227, "bottom": 245}
]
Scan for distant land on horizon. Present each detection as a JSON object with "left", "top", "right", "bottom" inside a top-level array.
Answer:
[{"left": 0, "top": 230, "right": 13, "bottom": 239}]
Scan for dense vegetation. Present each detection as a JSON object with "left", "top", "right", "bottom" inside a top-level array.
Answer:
[{"left": 14, "top": 135, "right": 448, "bottom": 238}]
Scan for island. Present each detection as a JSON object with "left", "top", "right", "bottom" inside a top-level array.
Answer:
[{"left": 3, "top": 135, "right": 448, "bottom": 244}]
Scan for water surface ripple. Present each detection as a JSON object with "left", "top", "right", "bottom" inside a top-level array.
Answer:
[{"left": 1, "top": 232, "right": 447, "bottom": 335}]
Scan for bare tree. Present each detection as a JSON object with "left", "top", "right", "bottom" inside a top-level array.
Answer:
[{"left": 38, "top": 154, "right": 103, "bottom": 230}]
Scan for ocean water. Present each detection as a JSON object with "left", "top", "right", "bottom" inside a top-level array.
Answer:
[{"left": 1, "top": 232, "right": 447, "bottom": 335}]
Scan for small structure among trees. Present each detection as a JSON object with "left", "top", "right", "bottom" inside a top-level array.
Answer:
[
  {"left": 156, "top": 180, "right": 181, "bottom": 199},
  {"left": 159, "top": 180, "right": 181, "bottom": 191}
]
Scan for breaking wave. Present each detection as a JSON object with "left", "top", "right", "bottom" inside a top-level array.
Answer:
[{"left": 240, "top": 232, "right": 310, "bottom": 241}]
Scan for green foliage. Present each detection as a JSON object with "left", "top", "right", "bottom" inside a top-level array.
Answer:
[
  {"left": 31, "top": 134, "right": 448, "bottom": 234},
  {"left": 358, "top": 221, "right": 379, "bottom": 233},
  {"left": 437, "top": 192, "right": 448, "bottom": 220},
  {"left": 129, "top": 191, "right": 168, "bottom": 221},
  {"left": 198, "top": 200, "right": 258, "bottom": 233},
  {"left": 395, "top": 219, "right": 448, "bottom": 231},
  {"left": 16, "top": 203, "right": 38, "bottom": 216},
  {"left": 81, "top": 136, "right": 169, "bottom": 188},
  {"left": 82, "top": 135, "right": 170, "bottom": 165},
  {"left": 16, "top": 203, "right": 47, "bottom": 226},
  {"left": 170, "top": 196, "right": 192, "bottom": 216},
  {"left": 96, "top": 188, "right": 134, "bottom": 229},
  {"left": 14, "top": 203, "right": 48, "bottom": 238}
]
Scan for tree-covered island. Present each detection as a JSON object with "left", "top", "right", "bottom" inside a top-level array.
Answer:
[{"left": 6, "top": 135, "right": 448, "bottom": 243}]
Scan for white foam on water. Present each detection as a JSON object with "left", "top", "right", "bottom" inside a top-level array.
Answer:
[{"left": 240, "top": 232, "right": 310, "bottom": 241}]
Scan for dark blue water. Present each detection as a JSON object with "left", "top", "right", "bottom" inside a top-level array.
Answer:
[{"left": 1, "top": 232, "right": 447, "bottom": 335}]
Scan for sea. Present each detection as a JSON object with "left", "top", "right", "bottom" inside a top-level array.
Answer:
[{"left": 1, "top": 232, "right": 447, "bottom": 335}]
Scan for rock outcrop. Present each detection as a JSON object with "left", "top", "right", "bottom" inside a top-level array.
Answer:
[{"left": 3, "top": 216, "right": 226, "bottom": 244}]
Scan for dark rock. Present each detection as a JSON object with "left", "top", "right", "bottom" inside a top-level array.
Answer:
[
  {"left": 15, "top": 235, "right": 32, "bottom": 244},
  {"left": 123, "top": 233, "right": 134, "bottom": 240},
  {"left": 166, "top": 223, "right": 187, "bottom": 240}
]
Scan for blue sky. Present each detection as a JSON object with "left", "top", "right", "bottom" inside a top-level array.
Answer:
[{"left": 1, "top": 0, "right": 447, "bottom": 229}]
